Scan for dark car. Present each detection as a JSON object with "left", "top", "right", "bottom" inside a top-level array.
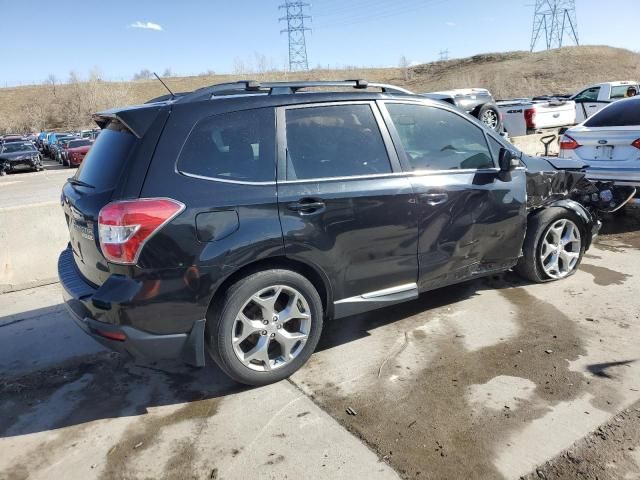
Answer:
[
  {"left": 58, "top": 80, "right": 630, "bottom": 386},
  {"left": 1, "top": 134, "right": 27, "bottom": 145},
  {"left": 62, "top": 138, "right": 93, "bottom": 167},
  {"left": 0, "top": 141, "right": 43, "bottom": 175}
]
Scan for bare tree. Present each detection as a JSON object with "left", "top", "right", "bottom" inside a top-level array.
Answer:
[
  {"left": 132, "top": 69, "right": 153, "bottom": 81},
  {"left": 399, "top": 56, "right": 411, "bottom": 81},
  {"left": 44, "top": 74, "right": 57, "bottom": 96},
  {"left": 162, "top": 68, "right": 173, "bottom": 77}
]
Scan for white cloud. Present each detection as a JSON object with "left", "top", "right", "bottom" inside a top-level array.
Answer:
[
  {"left": 129, "top": 21, "right": 163, "bottom": 31},
  {"left": 445, "top": 21, "right": 456, "bottom": 27}
]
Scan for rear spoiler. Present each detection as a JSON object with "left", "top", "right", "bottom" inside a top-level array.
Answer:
[{"left": 93, "top": 104, "right": 168, "bottom": 139}]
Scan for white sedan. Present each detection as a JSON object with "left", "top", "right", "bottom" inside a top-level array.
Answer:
[{"left": 559, "top": 96, "right": 640, "bottom": 189}]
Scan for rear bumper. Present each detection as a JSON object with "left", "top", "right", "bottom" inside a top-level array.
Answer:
[
  {"left": 58, "top": 247, "right": 206, "bottom": 366},
  {"left": 585, "top": 168, "right": 640, "bottom": 191}
]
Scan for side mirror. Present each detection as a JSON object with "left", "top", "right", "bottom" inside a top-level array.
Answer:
[{"left": 498, "top": 148, "right": 519, "bottom": 172}]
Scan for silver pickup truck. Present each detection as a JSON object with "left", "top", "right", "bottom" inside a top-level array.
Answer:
[{"left": 421, "top": 88, "right": 503, "bottom": 133}]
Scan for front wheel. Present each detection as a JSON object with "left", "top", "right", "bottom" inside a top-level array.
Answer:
[
  {"left": 515, "top": 208, "right": 585, "bottom": 283},
  {"left": 207, "top": 269, "right": 323, "bottom": 386}
]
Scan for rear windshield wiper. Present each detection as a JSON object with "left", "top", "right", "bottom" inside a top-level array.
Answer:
[{"left": 67, "top": 177, "right": 95, "bottom": 189}]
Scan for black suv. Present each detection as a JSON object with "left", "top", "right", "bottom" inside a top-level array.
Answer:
[{"left": 59, "top": 80, "right": 621, "bottom": 386}]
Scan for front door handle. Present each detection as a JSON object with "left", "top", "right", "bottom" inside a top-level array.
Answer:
[
  {"left": 421, "top": 193, "right": 449, "bottom": 206},
  {"left": 287, "top": 199, "right": 326, "bottom": 214}
]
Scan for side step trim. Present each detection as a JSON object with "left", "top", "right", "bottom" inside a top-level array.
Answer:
[{"left": 333, "top": 283, "right": 418, "bottom": 319}]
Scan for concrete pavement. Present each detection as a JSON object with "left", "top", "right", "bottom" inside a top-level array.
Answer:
[{"left": 1, "top": 230, "right": 639, "bottom": 479}]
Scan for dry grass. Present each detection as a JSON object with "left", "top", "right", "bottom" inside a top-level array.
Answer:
[{"left": 1, "top": 45, "right": 638, "bottom": 133}]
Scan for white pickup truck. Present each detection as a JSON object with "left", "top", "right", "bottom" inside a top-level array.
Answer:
[
  {"left": 569, "top": 81, "right": 639, "bottom": 123},
  {"left": 497, "top": 98, "right": 576, "bottom": 137}
]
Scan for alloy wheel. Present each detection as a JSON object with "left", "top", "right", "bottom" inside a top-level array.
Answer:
[
  {"left": 540, "top": 219, "right": 581, "bottom": 279},
  {"left": 481, "top": 109, "right": 499, "bottom": 130},
  {"left": 231, "top": 285, "right": 312, "bottom": 372}
]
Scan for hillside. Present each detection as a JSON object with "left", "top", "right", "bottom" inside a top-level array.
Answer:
[{"left": 1, "top": 45, "right": 638, "bottom": 132}]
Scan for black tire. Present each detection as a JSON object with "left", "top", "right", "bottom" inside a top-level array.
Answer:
[
  {"left": 515, "top": 207, "right": 586, "bottom": 283},
  {"left": 0, "top": 170, "right": 6, "bottom": 177},
  {"left": 476, "top": 103, "right": 502, "bottom": 132},
  {"left": 207, "top": 269, "right": 323, "bottom": 386}
]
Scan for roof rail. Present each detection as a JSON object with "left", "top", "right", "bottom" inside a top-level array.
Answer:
[{"left": 176, "top": 80, "right": 413, "bottom": 103}]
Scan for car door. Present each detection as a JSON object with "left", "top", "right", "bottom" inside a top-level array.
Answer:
[
  {"left": 276, "top": 101, "right": 419, "bottom": 318},
  {"left": 380, "top": 101, "right": 527, "bottom": 292},
  {"left": 573, "top": 86, "right": 605, "bottom": 122}
]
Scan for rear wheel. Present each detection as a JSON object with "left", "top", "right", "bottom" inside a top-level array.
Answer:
[
  {"left": 207, "top": 269, "right": 323, "bottom": 386},
  {"left": 515, "top": 208, "right": 585, "bottom": 283}
]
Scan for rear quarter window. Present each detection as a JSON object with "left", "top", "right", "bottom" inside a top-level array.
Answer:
[
  {"left": 584, "top": 99, "right": 640, "bottom": 127},
  {"left": 177, "top": 108, "right": 276, "bottom": 183},
  {"left": 74, "top": 122, "right": 135, "bottom": 190}
]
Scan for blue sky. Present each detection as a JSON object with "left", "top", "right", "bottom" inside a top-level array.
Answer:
[{"left": 2, "top": 0, "right": 638, "bottom": 86}]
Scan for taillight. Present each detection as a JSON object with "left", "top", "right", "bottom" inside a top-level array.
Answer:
[
  {"left": 524, "top": 108, "right": 536, "bottom": 129},
  {"left": 559, "top": 134, "right": 581, "bottom": 150},
  {"left": 632, "top": 138, "right": 640, "bottom": 149},
  {"left": 98, "top": 198, "right": 184, "bottom": 264}
]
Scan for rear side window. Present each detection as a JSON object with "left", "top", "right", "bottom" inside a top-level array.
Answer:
[
  {"left": 75, "top": 122, "right": 135, "bottom": 190},
  {"left": 386, "top": 103, "right": 494, "bottom": 171},
  {"left": 285, "top": 104, "right": 391, "bottom": 180},
  {"left": 178, "top": 108, "right": 275, "bottom": 183},
  {"left": 584, "top": 99, "right": 640, "bottom": 127},
  {"left": 610, "top": 85, "right": 638, "bottom": 99}
]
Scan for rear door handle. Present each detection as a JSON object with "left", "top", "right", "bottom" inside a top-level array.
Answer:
[
  {"left": 287, "top": 199, "right": 326, "bottom": 214},
  {"left": 421, "top": 193, "right": 449, "bottom": 206}
]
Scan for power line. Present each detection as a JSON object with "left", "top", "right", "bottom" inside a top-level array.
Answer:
[
  {"left": 279, "top": 1, "right": 311, "bottom": 72},
  {"left": 530, "top": 0, "right": 579, "bottom": 51}
]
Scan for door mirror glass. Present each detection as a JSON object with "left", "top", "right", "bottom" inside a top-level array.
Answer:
[{"left": 498, "top": 148, "right": 518, "bottom": 172}]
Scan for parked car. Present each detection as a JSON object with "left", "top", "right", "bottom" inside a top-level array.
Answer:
[
  {"left": 0, "top": 141, "right": 43, "bottom": 175},
  {"left": 559, "top": 96, "right": 640, "bottom": 191},
  {"left": 497, "top": 98, "right": 576, "bottom": 136},
  {"left": 62, "top": 138, "right": 92, "bottom": 167},
  {"left": 51, "top": 135, "right": 77, "bottom": 162},
  {"left": 1, "top": 134, "right": 27, "bottom": 145},
  {"left": 45, "top": 132, "right": 72, "bottom": 158},
  {"left": 58, "top": 80, "right": 631, "bottom": 386},
  {"left": 421, "top": 88, "right": 503, "bottom": 133}
]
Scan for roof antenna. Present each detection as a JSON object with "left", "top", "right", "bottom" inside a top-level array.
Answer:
[{"left": 153, "top": 72, "right": 175, "bottom": 99}]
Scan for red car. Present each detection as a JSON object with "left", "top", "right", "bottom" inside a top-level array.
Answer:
[{"left": 62, "top": 139, "right": 92, "bottom": 167}]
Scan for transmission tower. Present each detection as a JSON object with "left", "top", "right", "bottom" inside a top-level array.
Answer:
[
  {"left": 439, "top": 49, "right": 449, "bottom": 61},
  {"left": 530, "top": 0, "right": 579, "bottom": 51},
  {"left": 279, "top": 1, "right": 311, "bottom": 71}
]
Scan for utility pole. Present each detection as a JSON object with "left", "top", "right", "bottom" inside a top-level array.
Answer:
[
  {"left": 438, "top": 49, "right": 449, "bottom": 61},
  {"left": 279, "top": 1, "right": 311, "bottom": 72},
  {"left": 530, "top": 0, "right": 579, "bottom": 51}
]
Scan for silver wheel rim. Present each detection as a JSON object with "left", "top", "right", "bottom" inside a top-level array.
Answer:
[
  {"left": 232, "top": 285, "right": 311, "bottom": 372},
  {"left": 481, "top": 110, "right": 499, "bottom": 129},
  {"left": 540, "top": 219, "right": 581, "bottom": 279}
]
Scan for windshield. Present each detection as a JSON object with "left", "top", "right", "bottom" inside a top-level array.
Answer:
[
  {"left": 1, "top": 143, "right": 36, "bottom": 153},
  {"left": 69, "top": 140, "right": 92, "bottom": 148},
  {"left": 584, "top": 98, "right": 640, "bottom": 127}
]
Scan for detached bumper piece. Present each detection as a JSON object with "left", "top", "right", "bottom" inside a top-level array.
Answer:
[{"left": 58, "top": 247, "right": 206, "bottom": 366}]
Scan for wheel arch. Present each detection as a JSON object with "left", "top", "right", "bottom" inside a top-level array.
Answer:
[
  {"left": 208, "top": 255, "right": 333, "bottom": 320},
  {"left": 530, "top": 199, "right": 596, "bottom": 249}
]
